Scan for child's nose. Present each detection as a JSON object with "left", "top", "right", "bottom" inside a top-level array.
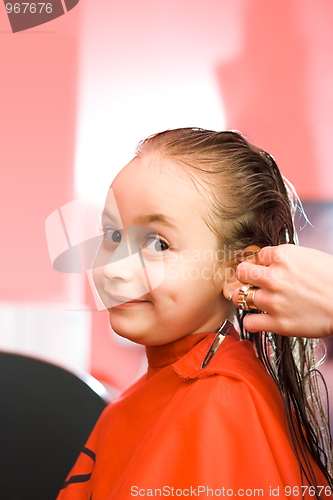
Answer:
[{"left": 102, "top": 254, "right": 141, "bottom": 283}]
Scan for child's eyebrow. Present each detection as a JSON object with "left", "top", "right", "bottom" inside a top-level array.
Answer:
[
  {"left": 133, "top": 213, "right": 181, "bottom": 232},
  {"left": 101, "top": 210, "right": 120, "bottom": 224}
]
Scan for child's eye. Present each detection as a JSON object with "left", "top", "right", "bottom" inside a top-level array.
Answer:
[
  {"left": 143, "top": 235, "right": 170, "bottom": 253},
  {"left": 100, "top": 227, "right": 122, "bottom": 243}
]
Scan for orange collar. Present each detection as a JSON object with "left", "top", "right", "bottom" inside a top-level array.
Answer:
[
  {"left": 146, "top": 332, "right": 209, "bottom": 369},
  {"left": 173, "top": 326, "right": 239, "bottom": 379},
  {"left": 146, "top": 325, "right": 240, "bottom": 379}
]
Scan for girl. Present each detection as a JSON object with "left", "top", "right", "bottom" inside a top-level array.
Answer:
[{"left": 57, "top": 128, "right": 332, "bottom": 499}]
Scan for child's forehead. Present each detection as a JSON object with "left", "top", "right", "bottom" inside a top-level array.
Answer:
[
  {"left": 112, "top": 154, "right": 193, "bottom": 187},
  {"left": 110, "top": 154, "right": 207, "bottom": 203},
  {"left": 105, "top": 154, "right": 211, "bottom": 228}
]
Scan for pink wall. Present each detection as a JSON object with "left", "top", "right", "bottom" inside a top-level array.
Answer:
[
  {"left": 0, "top": 6, "right": 80, "bottom": 302},
  {"left": 217, "top": 0, "right": 333, "bottom": 201}
]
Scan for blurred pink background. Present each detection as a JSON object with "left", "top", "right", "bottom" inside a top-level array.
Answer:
[{"left": 0, "top": 0, "right": 332, "bottom": 394}]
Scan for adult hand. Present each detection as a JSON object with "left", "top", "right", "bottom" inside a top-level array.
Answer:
[{"left": 233, "top": 244, "right": 333, "bottom": 338}]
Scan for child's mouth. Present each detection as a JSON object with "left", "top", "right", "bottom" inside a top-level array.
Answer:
[{"left": 107, "top": 294, "right": 151, "bottom": 308}]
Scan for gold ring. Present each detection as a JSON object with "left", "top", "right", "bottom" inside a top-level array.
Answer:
[{"left": 236, "top": 285, "right": 260, "bottom": 311}]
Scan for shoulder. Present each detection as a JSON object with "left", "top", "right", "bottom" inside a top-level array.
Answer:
[
  {"left": 95, "top": 330, "right": 285, "bottom": 436},
  {"left": 174, "top": 329, "right": 275, "bottom": 389},
  {"left": 171, "top": 330, "right": 285, "bottom": 420}
]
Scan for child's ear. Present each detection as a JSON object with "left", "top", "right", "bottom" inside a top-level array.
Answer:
[{"left": 222, "top": 245, "right": 261, "bottom": 300}]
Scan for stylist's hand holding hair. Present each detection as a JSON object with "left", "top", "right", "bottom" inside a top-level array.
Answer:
[{"left": 233, "top": 244, "right": 333, "bottom": 338}]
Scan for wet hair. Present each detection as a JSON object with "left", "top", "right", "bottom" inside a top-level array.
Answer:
[{"left": 136, "top": 128, "right": 333, "bottom": 496}]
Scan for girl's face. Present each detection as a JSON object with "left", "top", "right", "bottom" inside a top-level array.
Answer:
[{"left": 92, "top": 154, "right": 236, "bottom": 346}]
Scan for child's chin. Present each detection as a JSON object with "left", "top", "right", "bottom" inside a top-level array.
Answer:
[
  {"left": 109, "top": 319, "right": 150, "bottom": 345},
  {"left": 115, "top": 331, "right": 149, "bottom": 346}
]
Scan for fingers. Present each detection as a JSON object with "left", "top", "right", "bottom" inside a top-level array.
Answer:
[
  {"left": 257, "top": 244, "right": 296, "bottom": 266},
  {"left": 232, "top": 287, "right": 265, "bottom": 313},
  {"left": 256, "top": 246, "right": 275, "bottom": 266},
  {"left": 231, "top": 289, "right": 277, "bottom": 334},
  {"left": 231, "top": 288, "right": 274, "bottom": 333},
  {"left": 236, "top": 261, "right": 267, "bottom": 288},
  {"left": 236, "top": 246, "right": 289, "bottom": 288},
  {"left": 242, "top": 312, "right": 275, "bottom": 334}
]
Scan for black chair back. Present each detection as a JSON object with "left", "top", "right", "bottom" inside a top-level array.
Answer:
[{"left": 0, "top": 351, "right": 108, "bottom": 500}]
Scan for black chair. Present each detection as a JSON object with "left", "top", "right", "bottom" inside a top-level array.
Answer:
[{"left": 0, "top": 351, "right": 109, "bottom": 500}]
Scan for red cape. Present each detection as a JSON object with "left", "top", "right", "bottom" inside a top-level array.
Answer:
[{"left": 56, "top": 327, "right": 330, "bottom": 499}]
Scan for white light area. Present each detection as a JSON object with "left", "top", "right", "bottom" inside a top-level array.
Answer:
[
  {"left": 0, "top": 302, "right": 91, "bottom": 374},
  {"left": 72, "top": 0, "right": 249, "bottom": 203},
  {"left": 72, "top": 0, "right": 248, "bottom": 203},
  {"left": 74, "top": 74, "right": 226, "bottom": 203},
  {"left": 77, "top": 371, "right": 112, "bottom": 401}
]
